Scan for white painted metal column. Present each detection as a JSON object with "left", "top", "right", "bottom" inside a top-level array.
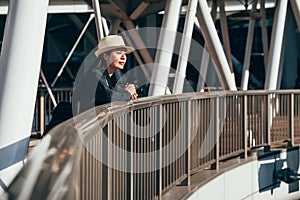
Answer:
[
  {"left": 0, "top": 0, "right": 49, "bottom": 186},
  {"left": 241, "top": 0, "right": 258, "bottom": 91},
  {"left": 173, "top": 0, "right": 198, "bottom": 94},
  {"left": 197, "top": 0, "right": 237, "bottom": 91},
  {"left": 260, "top": 0, "right": 269, "bottom": 69},
  {"left": 219, "top": 0, "right": 233, "bottom": 73},
  {"left": 92, "top": 0, "right": 104, "bottom": 40},
  {"left": 265, "top": 0, "right": 288, "bottom": 90},
  {"left": 148, "top": 0, "right": 182, "bottom": 96},
  {"left": 290, "top": 0, "right": 300, "bottom": 32},
  {"left": 197, "top": 47, "right": 210, "bottom": 92},
  {"left": 51, "top": 14, "right": 95, "bottom": 87},
  {"left": 197, "top": 0, "right": 218, "bottom": 92}
]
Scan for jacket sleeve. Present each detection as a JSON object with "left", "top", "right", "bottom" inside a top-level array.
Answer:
[{"left": 95, "top": 76, "right": 132, "bottom": 106}]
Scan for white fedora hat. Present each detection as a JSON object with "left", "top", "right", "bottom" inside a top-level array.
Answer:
[{"left": 94, "top": 35, "right": 134, "bottom": 57}]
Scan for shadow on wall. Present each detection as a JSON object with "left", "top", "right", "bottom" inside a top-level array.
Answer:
[{"left": 258, "top": 147, "right": 300, "bottom": 194}]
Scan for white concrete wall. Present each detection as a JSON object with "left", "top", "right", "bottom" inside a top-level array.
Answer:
[{"left": 188, "top": 149, "right": 300, "bottom": 200}]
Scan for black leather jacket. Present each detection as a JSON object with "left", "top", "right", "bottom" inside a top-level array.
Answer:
[{"left": 74, "top": 68, "right": 131, "bottom": 113}]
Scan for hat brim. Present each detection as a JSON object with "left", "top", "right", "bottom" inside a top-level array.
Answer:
[{"left": 95, "top": 45, "right": 134, "bottom": 57}]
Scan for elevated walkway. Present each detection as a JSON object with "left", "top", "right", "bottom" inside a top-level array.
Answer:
[{"left": 3, "top": 90, "right": 300, "bottom": 199}]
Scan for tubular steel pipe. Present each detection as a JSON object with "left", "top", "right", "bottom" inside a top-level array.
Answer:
[
  {"left": 265, "top": 0, "right": 288, "bottom": 90},
  {"left": 196, "top": 0, "right": 237, "bottom": 91},
  {"left": 241, "top": 0, "right": 258, "bottom": 91},
  {"left": 148, "top": 0, "right": 183, "bottom": 96},
  {"left": 92, "top": 0, "right": 104, "bottom": 40},
  {"left": 51, "top": 14, "right": 94, "bottom": 87},
  {"left": 173, "top": 0, "right": 198, "bottom": 94}
]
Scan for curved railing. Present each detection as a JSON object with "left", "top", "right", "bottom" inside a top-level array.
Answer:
[{"left": 3, "top": 90, "right": 300, "bottom": 199}]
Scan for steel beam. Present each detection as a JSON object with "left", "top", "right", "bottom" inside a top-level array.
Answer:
[
  {"left": 148, "top": 0, "right": 183, "bottom": 96},
  {"left": 130, "top": 1, "right": 149, "bottom": 20},
  {"left": 68, "top": 14, "right": 97, "bottom": 45},
  {"left": 51, "top": 14, "right": 94, "bottom": 87},
  {"left": 241, "top": 0, "right": 258, "bottom": 91},
  {"left": 265, "top": 0, "right": 288, "bottom": 90},
  {"left": 92, "top": 0, "right": 104, "bottom": 40},
  {"left": 290, "top": 0, "right": 300, "bottom": 33},
  {"left": 197, "top": 0, "right": 218, "bottom": 92},
  {"left": 173, "top": 0, "right": 198, "bottom": 94},
  {"left": 260, "top": 0, "right": 269, "bottom": 69},
  {"left": 219, "top": 0, "right": 233, "bottom": 73},
  {"left": 196, "top": 0, "right": 237, "bottom": 91},
  {"left": 0, "top": 0, "right": 49, "bottom": 188}
]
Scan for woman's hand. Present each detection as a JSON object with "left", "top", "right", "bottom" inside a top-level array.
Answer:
[{"left": 125, "top": 84, "right": 138, "bottom": 100}]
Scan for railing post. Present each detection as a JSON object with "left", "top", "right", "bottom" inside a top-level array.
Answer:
[
  {"left": 107, "top": 121, "right": 112, "bottom": 200},
  {"left": 39, "top": 90, "right": 45, "bottom": 136},
  {"left": 214, "top": 96, "right": 220, "bottom": 170},
  {"left": 243, "top": 94, "right": 248, "bottom": 158},
  {"left": 158, "top": 104, "right": 163, "bottom": 198},
  {"left": 290, "top": 93, "right": 295, "bottom": 146},
  {"left": 186, "top": 99, "right": 191, "bottom": 185},
  {"left": 130, "top": 111, "right": 134, "bottom": 200},
  {"left": 267, "top": 93, "right": 271, "bottom": 145}
]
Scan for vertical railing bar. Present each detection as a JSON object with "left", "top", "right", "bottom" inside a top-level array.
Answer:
[
  {"left": 187, "top": 99, "right": 191, "bottom": 185},
  {"left": 154, "top": 106, "right": 158, "bottom": 198},
  {"left": 120, "top": 116, "right": 123, "bottom": 200},
  {"left": 120, "top": 114, "right": 123, "bottom": 199},
  {"left": 170, "top": 103, "right": 173, "bottom": 184},
  {"left": 211, "top": 98, "right": 214, "bottom": 162},
  {"left": 167, "top": 103, "right": 170, "bottom": 188},
  {"left": 143, "top": 109, "right": 147, "bottom": 200},
  {"left": 244, "top": 95, "right": 248, "bottom": 158},
  {"left": 216, "top": 96, "right": 220, "bottom": 170},
  {"left": 130, "top": 111, "right": 134, "bottom": 200},
  {"left": 91, "top": 139, "right": 94, "bottom": 200},
  {"left": 202, "top": 99, "right": 205, "bottom": 164},
  {"left": 233, "top": 96, "right": 236, "bottom": 152},
  {"left": 176, "top": 102, "right": 178, "bottom": 182},
  {"left": 249, "top": 95, "right": 253, "bottom": 146},
  {"left": 151, "top": 107, "right": 154, "bottom": 199},
  {"left": 236, "top": 96, "right": 239, "bottom": 151},
  {"left": 87, "top": 141, "right": 90, "bottom": 200},
  {"left": 40, "top": 90, "right": 45, "bottom": 136},
  {"left": 195, "top": 101, "right": 197, "bottom": 168},
  {"left": 178, "top": 102, "right": 181, "bottom": 181},
  {"left": 178, "top": 102, "right": 181, "bottom": 180},
  {"left": 107, "top": 121, "right": 112, "bottom": 200},
  {"left": 144, "top": 109, "right": 147, "bottom": 200},
  {"left": 180, "top": 102, "right": 183, "bottom": 179},
  {"left": 138, "top": 110, "right": 141, "bottom": 200},
  {"left": 159, "top": 104, "right": 163, "bottom": 198},
  {"left": 99, "top": 129, "right": 102, "bottom": 200},
  {"left": 163, "top": 104, "right": 166, "bottom": 190},
  {"left": 113, "top": 121, "right": 116, "bottom": 200},
  {"left": 267, "top": 93, "right": 271, "bottom": 145},
  {"left": 290, "top": 93, "right": 295, "bottom": 146},
  {"left": 231, "top": 96, "right": 234, "bottom": 152},
  {"left": 239, "top": 95, "right": 243, "bottom": 150},
  {"left": 259, "top": 95, "right": 262, "bottom": 145},
  {"left": 170, "top": 103, "right": 173, "bottom": 185},
  {"left": 174, "top": 103, "right": 177, "bottom": 181},
  {"left": 255, "top": 95, "right": 258, "bottom": 144}
]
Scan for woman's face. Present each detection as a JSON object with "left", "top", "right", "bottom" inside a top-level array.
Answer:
[{"left": 104, "top": 48, "right": 127, "bottom": 70}]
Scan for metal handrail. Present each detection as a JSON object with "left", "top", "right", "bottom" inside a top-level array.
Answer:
[
  {"left": 6, "top": 90, "right": 300, "bottom": 199},
  {"left": 32, "top": 87, "right": 73, "bottom": 136}
]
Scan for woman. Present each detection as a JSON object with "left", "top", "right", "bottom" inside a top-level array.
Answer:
[{"left": 76, "top": 35, "right": 137, "bottom": 112}]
